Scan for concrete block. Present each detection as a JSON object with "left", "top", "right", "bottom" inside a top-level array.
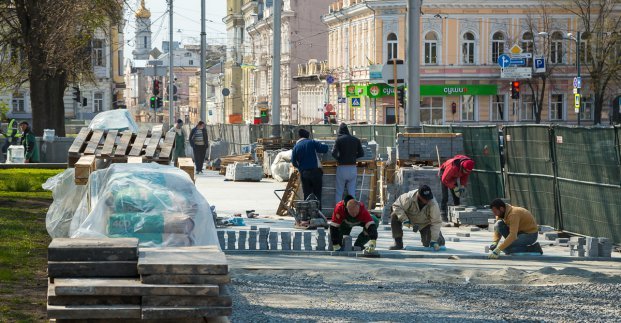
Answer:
[
  {"left": 598, "top": 237, "right": 612, "bottom": 257},
  {"left": 449, "top": 237, "right": 460, "bottom": 242},
  {"left": 342, "top": 236, "right": 352, "bottom": 251},
  {"left": 141, "top": 306, "right": 232, "bottom": 319},
  {"left": 237, "top": 231, "right": 247, "bottom": 250},
  {"left": 303, "top": 232, "right": 313, "bottom": 251},
  {"left": 543, "top": 232, "right": 559, "bottom": 241},
  {"left": 586, "top": 237, "right": 599, "bottom": 257},
  {"left": 226, "top": 231, "right": 236, "bottom": 250},
  {"left": 137, "top": 246, "right": 228, "bottom": 275},
  {"left": 142, "top": 285, "right": 232, "bottom": 307},
  {"left": 48, "top": 238, "right": 139, "bottom": 262},
  {"left": 250, "top": 225, "right": 258, "bottom": 230},
  {"left": 248, "top": 230, "right": 257, "bottom": 250},
  {"left": 293, "top": 232, "right": 302, "bottom": 250},
  {"left": 48, "top": 261, "right": 138, "bottom": 278},
  {"left": 456, "top": 233, "right": 470, "bottom": 237},
  {"left": 316, "top": 233, "right": 326, "bottom": 251},
  {"left": 140, "top": 274, "right": 230, "bottom": 285},
  {"left": 469, "top": 227, "right": 481, "bottom": 232},
  {"left": 47, "top": 284, "right": 141, "bottom": 306},
  {"left": 281, "top": 232, "right": 292, "bottom": 251},
  {"left": 269, "top": 232, "right": 279, "bottom": 250},
  {"left": 570, "top": 236, "right": 586, "bottom": 245},
  {"left": 47, "top": 304, "right": 141, "bottom": 320},
  {"left": 53, "top": 278, "right": 219, "bottom": 296},
  {"left": 217, "top": 231, "right": 225, "bottom": 250}
]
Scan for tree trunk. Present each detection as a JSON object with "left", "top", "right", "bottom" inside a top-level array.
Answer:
[
  {"left": 29, "top": 65, "right": 67, "bottom": 137},
  {"left": 594, "top": 92, "right": 605, "bottom": 125}
]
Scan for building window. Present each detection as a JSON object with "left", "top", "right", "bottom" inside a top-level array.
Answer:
[
  {"left": 550, "top": 32, "right": 564, "bottom": 64},
  {"left": 491, "top": 95, "right": 506, "bottom": 121},
  {"left": 491, "top": 32, "right": 505, "bottom": 63},
  {"left": 579, "top": 41, "right": 593, "bottom": 64},
  {"left": 189, "top": 59, "right": 194, "bottom": 65},
  {"left": 581, "top": 95, "right": 594, "bottom": 120},
  {"left": 520, "top": 94, "right": 535, "bottom": 121},
  {"left": 387, "top": 33, "right": 398, "bottom": 61},
  {"left": 550, "top": 94, "right": 564, "bottom": 120},
  {"left": 94, "top": 92, "right": 103, "bottom": 113},
  {"left": 420, "top": 97, "right": 443, "bottom": 124},
  {"left": 462, "top": 32, "right": 475, "bottom": 64},
  {"left": 11, "top": 92, "right": 25, "bottom": 112},
  {"left": 424, "top": 32, "right": 438, "bottom": 64},
  {"left": 521, "top": 32, "right": 533, "bottom": 66},
  {"left": 92, "top": 39, "right": 105, "bottom": 67},
  {"left": 461, "top": 95, "right": 476, "bottom": 121},
  {"left": 143, "top": 36, "right": 147, "bottom": 49},
  {"left": 385, "top": 107, "right": 395, "bottom": 124}
]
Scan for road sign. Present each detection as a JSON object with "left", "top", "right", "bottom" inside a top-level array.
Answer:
[
  {"left": 338, "top": 97, "right": 346, "bottom": 103},
  {"left": 573, "top": 88, "right": 578, "bottom": 94},
  {"left": 369, "top": 65, "right": 383, "bottom": 79},
  {"left": 143, "top": 67, "right": 167, "bottom": 76},
  {"left": 574, "top": 93, "right": 581, "bottom": 112},
  {"left": 510, "top": 58, "right": 526, "bottom": 66},
  {"left": 510, "top": 44, "right": 523, "bottom": 54},
  {"left": 534, "top": 57, "right": 546, "bottom": 73},
  {"left": 510, "top": 53, "right": 532, "bottom": 59},
  {"left": 381, "top": 60, "right": 407, "bottom": 86},
  {"left": 501, "top": 67, "right": 532, "bottom": 79},
  {"left": 222, "top": 88, "right": 230, "bottom": 97},
  {"left": 326, "top": 75, "right": 335, "bottom": 84},
  {"left": 573, "top": 77, "right": 582, "bottom": 89},
  {"left": 351, "top": 98, "right": 361, "bottom": 107},
  {"left": 498, "top": 54, "right": 511, "bottom": 68}
]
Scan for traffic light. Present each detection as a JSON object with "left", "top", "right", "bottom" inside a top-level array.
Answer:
[
  {"left": 259, "top": 108, "right": 269, "bottom": 123},
  {"left": 150, "top": 96, "right": 156, "bottom": 109},
  {"left": 152, "top": 80, "right": 160, "bottom": 96},
  {"left": 157, "top": 97, "right": 163, "bottom": 109},
  {"left": 72, "top": 87, "right": 81, "bottom": 103},
  {"left": 397, "top": 88, "right": 404, "bottom": 107},
  {"left": 511, "top": 81, "right": 521, "bottom": 99}
]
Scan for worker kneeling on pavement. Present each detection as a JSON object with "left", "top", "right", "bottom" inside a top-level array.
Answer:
[
  {"left": 488, "top": 198, "right": 543, "bottom": 259},
  {"left": 330, "top": 195, "right": 379, "bottom": 252},
  {"left": 390, "top": 185, "right": 444, "bottom": 251}
]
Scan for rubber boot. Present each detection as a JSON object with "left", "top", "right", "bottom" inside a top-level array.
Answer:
[{"left": 389, "top": 237, "right": 404, "bottom": 250}]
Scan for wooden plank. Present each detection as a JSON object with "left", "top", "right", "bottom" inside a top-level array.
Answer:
[
  {"left": 129, "top": 130, "right": 149, "bottom": 156},
  {"left": 127, "top": 156, "right": 143, "bottom": 163},
  {"left": 157, "top": 131, "right": 175, "bottom": 160},
  {"left": 144, "top": 129, "right": 162, "bottom": 158},
  {"left": 84, "top": 130, "right": 104, "bottom": 155},
  {"left": 68, "top": 128, "right": 92, "bottom": 155},
  {"left": 74, "top": 155, "right": 96, "bottom": 185},
  {"left": 115, "top": 130, "right": 134, "bottom": 157},
  {"left": 99, "top": 130, "right": 118, "bottom": 157},
  {"left": 177, "top": 157, "right": 195, "bottom": 182}
]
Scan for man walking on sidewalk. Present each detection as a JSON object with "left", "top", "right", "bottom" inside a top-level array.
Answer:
[
  {"left": 332, "top": 123, "right": 364, "bottom": 203},
  {"left": 291, "top": 128, "right": 329, "bottom": 206},
  {"left": 189, "top": 121, "right": 208, "bottom": 174}
]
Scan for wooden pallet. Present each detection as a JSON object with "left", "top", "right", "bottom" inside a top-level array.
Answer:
[
  {"left": 276, "top": 170, "right": 301, "bottom": 217},
  {"left": 67, "top": 126, "right": 173, "bottom": 167},
  {"left": 218, "top": 153, "right": 254, "bottom": 175}
]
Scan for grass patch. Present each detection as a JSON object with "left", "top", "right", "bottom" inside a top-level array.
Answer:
[{"left": 0, "top": 168, "right": 63, "bottom": 192}]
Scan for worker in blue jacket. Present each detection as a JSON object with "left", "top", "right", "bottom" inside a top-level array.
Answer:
[{"left": 291, "top": 128, "right": 329, "bottom": 206}]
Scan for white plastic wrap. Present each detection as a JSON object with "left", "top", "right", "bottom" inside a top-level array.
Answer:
[
  {"left": 69, "top": 163, "right": 219, "bottom": 248},
  {"left": 42, "top": 169, "right": 88, "bottom": 238},
  {"left": 88, "top": 110, "right": 139, "bottom": 132},
  {"left": 271, "top": 150, "right": 292, "bottom": 182}
]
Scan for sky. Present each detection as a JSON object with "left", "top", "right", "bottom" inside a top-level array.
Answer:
[{"left": 124, "top": 0, "right": 227, "bottom": 59}]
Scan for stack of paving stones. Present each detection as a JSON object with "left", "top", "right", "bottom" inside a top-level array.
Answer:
[
  {"left": 224, "top": 161, "right": 263, "bottom": 181},
  {"left": 569, "top": 237, "right": 586, "bottom": 257},
  {"left": 448, "top": 206, "right": 492, "bottom": 225},
  {"left": 395, "top": 134, "right": 464, "bottom": 161},
  {"left": 47, "top": 239, "right": 231, "bottom": 321}
]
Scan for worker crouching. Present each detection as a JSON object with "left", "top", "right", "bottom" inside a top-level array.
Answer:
[
  {"left": 389, "top": 185, "right": 445, "bottom": 251},
  {"left": 330, "top": 195, "right": 379, "bottom": 253}
]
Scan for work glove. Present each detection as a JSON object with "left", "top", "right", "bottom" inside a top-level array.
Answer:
[
  {"left": 489, "top": 243, "right": 498, "bottom": 251},
  {"left": 488, "top": 248, "right": 502, "bottom": 259},
  {"left": 411, "top": 224, "right": 420, "bottom": 233},
  {"left": 333, "top": 244, "right": 341, "bottom": 252},
  {"left": 365, "top": 240, "right": 377, "bottom": 253},
  {"left": 402, "top": 219, "right": 412, "bottom": 229},
  {"left": 430, "top": 241, "right": 440, "bottom": 251},
  {"left": 453, "top": 186, "right": 465, "bottom": 198}
]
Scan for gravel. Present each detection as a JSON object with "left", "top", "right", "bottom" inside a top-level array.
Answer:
[{"left": 228, "top": 270, "right": 621, "bottom": 322}]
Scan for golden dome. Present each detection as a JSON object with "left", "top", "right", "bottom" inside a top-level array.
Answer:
[{"left": 135, "top": 0, "right": 151, "bottom": 19}]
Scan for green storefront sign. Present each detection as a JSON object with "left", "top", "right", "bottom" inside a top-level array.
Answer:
[
  {"left": 360, "top": 84, "right": 497, "bottom": 98},
  {"left": 345, "top": 85, "right": 368, "bottom": 97}
]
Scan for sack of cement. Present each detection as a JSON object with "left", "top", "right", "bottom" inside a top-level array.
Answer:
[
  {"left": 208, "top": 139, "right": 229, "bottom": 160},
  {"left": 225, "top": 162, "right": 263, "bottom": 182}
]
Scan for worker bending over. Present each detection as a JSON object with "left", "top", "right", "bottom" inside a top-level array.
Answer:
[
  {"left": 330, "top": 195, "right": 379, "bottom": 253},
  {"left": 488, "top": 198, "right": 543, "bottom": 259}
]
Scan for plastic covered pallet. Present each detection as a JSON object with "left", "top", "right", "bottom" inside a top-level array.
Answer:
[
  {"left": 68, "top": 163, "right": 219, "bottom": 248},
  {"left": 43, "top": 169, "right": 88, "bottom": 238}
]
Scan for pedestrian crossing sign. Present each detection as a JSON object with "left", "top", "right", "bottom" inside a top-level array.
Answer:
[{"left": 351, "top": 97, "right": 361, "bottom": 107}]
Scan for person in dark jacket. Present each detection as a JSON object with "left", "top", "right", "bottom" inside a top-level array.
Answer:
[
  {"left": 189, "top": 121, "right": 208, "bottom": 174},
  {"left": 19, "top": 121, "right": 39, "bottom": 163},
  {"left": 291, "top": 128, "right": 329, "bottom": 205},
  {"left": 331, "top": 123, "right": 364, "bottom": 202}
]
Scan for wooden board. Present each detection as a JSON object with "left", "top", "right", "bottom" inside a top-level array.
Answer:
[
  {"left": 158, "top": 131, "right": 175, "bottom": 160},
  {"left": 127, "top": 156, "right": 143, "bottom": 163},
  {"left": 144, "top": 129, "right": 162, "bottom": 158},
  {"left": 74, "top": 155, "right": 96, "bottom": 185},
  {"left": 115, "top": 130, "right": 134, "bottom": 157},
  {"left": 84, "top": 130, "right": 104, "bottom": 155},
  {"left": 99, "top": 130, "right": 118, "bottom": 157},
  {"left": 178, "top": 157, "right": 195, "bottom": 182},
  {"left": 68, "top": 128, "right": 92, "bottom": 156},
  {"left": 129, "top": 130, "right": 149, "bottom": 156}
]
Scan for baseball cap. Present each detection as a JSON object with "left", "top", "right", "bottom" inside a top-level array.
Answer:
[
  {"left": 462, "top": 159, "right": 475, "bottom": 172},
  {"left": 418, "top": 185, "right": 434, "bottom": 200}
]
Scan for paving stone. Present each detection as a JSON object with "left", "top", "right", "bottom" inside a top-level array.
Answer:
[
  {"left": 142, "top": 286, "right": 232, "bottom": 307},
  {"left": 226, "top": 231, "right": 236, "bottom": 250},
  {"left": 456, "top": 233, "right": 470, "bottom": 237},
  {"left": 248, "top": 231, "right": 257, "bottom": 250},
  {"left": 303, "top": 232, "right": 313, "bottom": 251},
  {"left": 47, "top": 304, "right": 141, "bottom": 320},
  {"left": 141, "top": 306, "right": 232, "bottom": 319},
  {"left": 250, "top": 225, "right": 258, "bottom": 230},
  {"left": 47, "top": 284, "right": 141, "bottom": 306},
  {"left": 342, "top": 236, "right": 352, "bottom": 251},
  {"left": 48, "top": 261, "right": 138, "bottom": 278},
  {"left": 216, "top": 231, "right": 225, "bottom": 250},
  {"left": 586, "top": 237, "right": 599, "bottom": 257},
  {"left": 543, "top": 232, "right": 559, "bottom": 241},
  {"left": 237, "top": 231, "right": 247, "bottom": 250},
  {"left": 138, "top": 246, "right": 228, "bottom": 275},
  {"left": 281, "top": 232, "right": 292, "bottom": 250},
  {"left": 53, "top": 278, "right": 219, "bottom": 297},
  {"left": 293, "top": 232, "right": 302, "bottom": 250},
  {"left": 468, "top": 227, "right": 481, "bottom": 232},
  {"left": 269, "top": 232, "right": 279, "bottom": 250},
  {"left": 48, "top": 238, "right": 139, "bottom": 262},
  {"left": 140, "top": 274, "right": 231, "bottom": 285}
]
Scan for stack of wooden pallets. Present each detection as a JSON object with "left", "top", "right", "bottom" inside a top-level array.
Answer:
[{"left": 256, "top": 137, "right": 295, "bottom": 164}]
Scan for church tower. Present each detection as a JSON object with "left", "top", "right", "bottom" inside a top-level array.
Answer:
[{"left": 132, "top": 0, "right": 152, "bottom": 60}]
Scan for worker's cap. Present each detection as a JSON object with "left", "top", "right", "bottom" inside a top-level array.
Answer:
[
  {"left": 298, "top": 128, "right": 310, "bottom": 138},
  {"left": 418, "top": 185, "right": 433, "bottom": 200},
  {"left": 461, "top": 159, "right": 475, "bottom": 172}
]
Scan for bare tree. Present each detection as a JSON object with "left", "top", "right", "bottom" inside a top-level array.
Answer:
[
  {"left": 0, "top": 1, "right": 123, "bottom": 136},
  {"left": 558, "top": 0, "right": 621, "bottom": 124}
]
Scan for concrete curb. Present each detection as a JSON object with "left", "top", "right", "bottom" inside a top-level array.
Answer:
[{"left": 222, "top": 250, "right": 621, "bottom": 262}]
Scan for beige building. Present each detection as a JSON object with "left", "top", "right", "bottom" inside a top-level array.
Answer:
[{"left": 322, "top": 0, "right": 617, "bottom": 125}]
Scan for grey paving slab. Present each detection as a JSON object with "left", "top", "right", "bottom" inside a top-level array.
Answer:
[
  {"left": 48, "top": 238, "right": 139, "bottom": 262},
  {"left": 142, "top": 286, "right": 232, "bottom": 307},
  {"left": 141, "top": 306, "right": 232, "bottom": 319},
  {"left": 140, "top": 274, "right": 231, "bottom": 285},
  {"left": 138, "top": 247, "right": 228, "bottom": 275},
  {"left": 53, "top": 278, "right": 219, "bottom": 296},
  {"left": 47, "top": 284, "right": 141, "bottom": 306},
  {"left": 47, "top": 305, "right": 141, "bottom": 319},
  {"left": 47, "top": 261, "right": 138, "bottom": 278}
]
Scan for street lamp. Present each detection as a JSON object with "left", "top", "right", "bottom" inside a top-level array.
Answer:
[{"left": 566, "top": 32, "right": 582, "bottom": 126}]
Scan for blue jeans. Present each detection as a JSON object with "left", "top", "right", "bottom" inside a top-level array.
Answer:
[
  {"left": 495, "top": 220, "right": 538, "bottom": 253},
  {"left": 335, "top": 165, "right": 357, "bottom": 202}
]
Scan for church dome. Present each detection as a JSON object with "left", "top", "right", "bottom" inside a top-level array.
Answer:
[{"left": 135, "top": 0, "right": 151, "bottom": 19}]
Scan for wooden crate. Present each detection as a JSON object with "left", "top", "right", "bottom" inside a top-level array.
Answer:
[
  {"left": 177, "top": 157, "right": 195, "bottom": 182},
  {"left": 74, "top": 155, "right": 96, "bottom": 185},
  {"left": 67, "top": 126, "right": 173, "bottom": 167}
]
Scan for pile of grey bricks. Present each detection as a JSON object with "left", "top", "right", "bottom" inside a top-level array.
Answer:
[
  {"left": 225, "top": 161, "right": 263, "bottom": 181},
  {"left": 543, "top": 233, "right": 613, "bottom": 258},
  {"left": 448, "top": 206, "right": 493, "bottom": 226},
  {"left": 395, "top": 134, "right": 464, "bottom": 161},
  {"left": 219, "top": 227, "right": 335, "bottom": 251},
  {"left": 47, "top": 238, "right": 232, "bottom": 321}
]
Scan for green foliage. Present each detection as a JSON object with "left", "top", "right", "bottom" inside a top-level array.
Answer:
[{"left": 0, "top": 169, "right": 62, "bottom": 193}]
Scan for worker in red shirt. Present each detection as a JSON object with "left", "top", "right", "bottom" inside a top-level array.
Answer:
[
  {"left": 439, "top": 155, "right": 475, "bottom": 222},
  {"left": 330, "top": 195, "right": 379, "bottom": 252}
]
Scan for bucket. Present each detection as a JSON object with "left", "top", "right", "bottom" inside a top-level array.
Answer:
[
  {"left": 6, "top": 145, "right": 25, "bottom": 164},
  {"left": 43, "top": 129, "right": 56, "bottom": 142}
]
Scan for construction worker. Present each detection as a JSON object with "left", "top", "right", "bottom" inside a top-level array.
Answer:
[
  {"left": 291, "top": 128, "right": 329, "bottom": 206},
  {"left": 330, "top": 195, "right": 379, "bottom": 252},
  {"left": 19, "top": 121, "right": 39, "bottom": 163},
  {"left": 169, "top": 119, "right": 187, "bottom": 166},
  {"left": 488, "top": 199, "right": 543, "bottom": 259},
  {"left": 389, "top": 185, "right": 445, "bottom": 250},
  {"left": 1, "top": 117, "right": 21, "bottom": 159},
  {"left": 439, "top": 154, "right": 475, "bottom": 222},
  {"left": 331, "top": 123, "right": 364, "bottom": 203}
]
